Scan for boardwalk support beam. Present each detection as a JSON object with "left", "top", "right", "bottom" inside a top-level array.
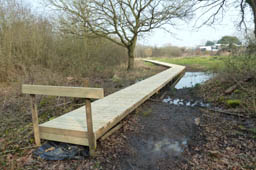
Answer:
[
  {"left": 85, "top": 99, "right": 96, "bottom": 156},
  {"left": 30, "top": 94, "right": 41, "bottom": 146}
]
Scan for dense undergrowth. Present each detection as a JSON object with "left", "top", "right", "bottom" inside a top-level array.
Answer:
[{"left": 0, "top": 0, "right": 127, "bottom": 84}]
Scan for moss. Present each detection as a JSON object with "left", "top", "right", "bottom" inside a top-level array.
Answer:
[
  {"left": 249, "top": 128, "right": 256, "bottom": 134},
  {"left": 238, "top": 125, "right": 246, "bottom": 130},
  {"left": 218, "top": 96, "right": 225, "bottom": 102},
  {"left": 226, "top": 99, "right": 241, "bottom": 108}
]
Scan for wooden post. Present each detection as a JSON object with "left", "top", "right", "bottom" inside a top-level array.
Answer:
[
  {"left": 85, "top": 99, "right": 96, "bottom": 156},
  {"left": 30, "top": 94, "right": 41, "bottom": 146}
]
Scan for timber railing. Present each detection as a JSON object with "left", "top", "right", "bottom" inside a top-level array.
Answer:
[{"left": 22, "top": 85, "right": 104, "bottom": 156}]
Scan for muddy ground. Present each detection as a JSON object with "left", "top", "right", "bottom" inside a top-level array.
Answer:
[
  {"left": 97, "top": 82, "right": 256, "bottom": 170},
  {"left": 98, "top": 84, "right": 204, "bottom": 170},
  {"left": 118, "top": 98, "right": 201, "bottom": 170},
  {"left": 1, "top": 65, "right": 256, "bottom": 169}
]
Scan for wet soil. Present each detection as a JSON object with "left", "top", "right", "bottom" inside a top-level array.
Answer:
[
  {"left": 115, "top": 84, "right": 204, "bottom": 170},
  {"left": 105, "top": 72, "right": 256, "bottom": 170}
]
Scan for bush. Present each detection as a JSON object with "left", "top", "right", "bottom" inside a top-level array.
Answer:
[{"left": 221, "top": 41, "right": 256, "bottom": 114}]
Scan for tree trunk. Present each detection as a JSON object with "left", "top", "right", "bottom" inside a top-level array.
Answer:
[
  {"left": 127, "top": 47, "right": 135, "bottom": 71},
  {"left": 127, "top": 37, "right": 137, "bottom": 71},
  {"left": 254, "top": 10, "right": 256, "bottom": 37},
  {"left": 250, "top": 0, "right": 256, "bottom": 37}
]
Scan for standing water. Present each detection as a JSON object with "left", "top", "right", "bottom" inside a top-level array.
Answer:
[
  {"left": 175, "top": 72, "right": 213, "bottom": 89},
  {"left": 163, "top": 72, "right": 214, "bottom": 107}
]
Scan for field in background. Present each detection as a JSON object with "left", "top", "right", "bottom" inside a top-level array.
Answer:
[{"left": 152, "top": 56, "right": 226, "bottom": 71}]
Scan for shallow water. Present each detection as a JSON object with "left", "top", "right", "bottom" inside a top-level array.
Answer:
[
  {"left": 152, "top": 138, "right": 187, "bottom": 154},
  {"left": 175, "top": 72, "right": 213, "bottom": 89},
  {"left": 163, "top": 96, "right": 210, "bottom": 107},
  {"left": 163, "top": 72, "right": 213, "bottom": 107}
]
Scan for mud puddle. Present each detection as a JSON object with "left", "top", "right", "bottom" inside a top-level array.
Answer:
[{"left": 117, "top": 72, "right": 212, "bottom": 170}]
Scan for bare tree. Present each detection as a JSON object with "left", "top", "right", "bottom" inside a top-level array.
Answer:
[
  {"left": 196, "top": 0, "right": 256, "bottom": 37},
  {"left": 47, "top": 0, "right": 193, "bottom": 70}
]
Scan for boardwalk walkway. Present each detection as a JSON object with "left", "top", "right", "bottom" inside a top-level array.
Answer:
[{"left": 38, "top": 60, "right": 185, "bottom": 148}]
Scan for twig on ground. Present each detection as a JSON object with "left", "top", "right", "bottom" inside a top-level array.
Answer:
[{"left": 204, "top": 108, "right": 248, "bottom": 118}]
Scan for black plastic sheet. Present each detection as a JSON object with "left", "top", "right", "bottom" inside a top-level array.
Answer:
[{"left": 33, "top": 141, "right": 89, "bottom": 161}]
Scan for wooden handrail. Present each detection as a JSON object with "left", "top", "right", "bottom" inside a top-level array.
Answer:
[
  {"left": 22, "top": 84, "right": 104, "bottom": 156},
  {"left": 22, "top": 84, "right": 104, "bottom": 99}
]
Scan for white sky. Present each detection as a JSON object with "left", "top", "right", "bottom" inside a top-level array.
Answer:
[{"left": 25, "top": 0, "right": 254, "bottom": 48}]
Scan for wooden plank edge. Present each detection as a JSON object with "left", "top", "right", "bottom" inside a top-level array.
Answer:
[
  {"left": 100, "top": 124, "right": 123, "bottom": 141},
  {"left": 40, "top": 132, "right": 89, "bottom": 146},
  {"left": 39, "top": 126, "right": 89, "bottom": 138},
  {"left": 142, "top": 59, "right": 186, "bottom": 70}
]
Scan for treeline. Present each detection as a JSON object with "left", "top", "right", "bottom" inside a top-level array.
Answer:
[
  {"left": 0, "top": 0, "right": 127, "bottom": 83},
  {"left": 136, "top": 45, "right": 186, "bottom": 58}
]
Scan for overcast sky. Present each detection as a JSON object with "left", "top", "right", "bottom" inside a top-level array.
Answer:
[{"left": 25, "top": 0, "right": 253, "bottom": 48}]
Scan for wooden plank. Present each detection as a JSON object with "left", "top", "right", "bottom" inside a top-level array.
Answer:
[
  {"left": 30, "top": 94, "right": 41, "bottom": 146},
  {"left": 85, "top": 99, "right": 96, "bottom": 156},
  {"left": 22, "top": 85, "right": 104, "bottom": 99},
  {"left": 40, "top": 132, "right": 89, "bottom": 146},
  {"left": 170, "top": 71, "right": 185, "bottom": 88},
  {"left": 36, "top": 60, "right": 186, "bottom": 149},
  {"left": 101, "top": 124, "right": 123, "bottom": 140},
  {"left": 39, "top": 126, "right": 88, "bottom": 138},
  {"left": 95, "top": 66, "right": 185, "bottom": 139}
]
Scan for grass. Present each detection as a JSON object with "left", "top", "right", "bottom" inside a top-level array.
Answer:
[{"left": 152, "top": 56, "right": 226, "bottom": 71}]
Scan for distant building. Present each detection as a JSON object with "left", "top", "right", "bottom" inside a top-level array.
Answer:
[
  {"left": 199, "top": 46, "right": 212, "bottom": 52},
  {"left": 199, "top": 43, "right": 228, "bottom": 52}
]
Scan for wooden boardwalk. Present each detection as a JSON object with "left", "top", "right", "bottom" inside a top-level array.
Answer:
[{"left": 38, "top": 60, "right": 185, "bottom": 148}]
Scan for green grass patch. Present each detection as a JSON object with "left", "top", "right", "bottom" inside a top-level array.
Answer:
[
  {"left": 226, "top": 99, "right": 241, "bottom": 108},
  {"left": 152, "top": 56, "right": 226, "bottom": 71}
]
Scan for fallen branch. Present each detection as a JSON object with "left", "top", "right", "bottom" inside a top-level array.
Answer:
[
  {"left": 101, "top": 123, "right": 123, "bottom": 140},
  {"left": 148, "top": 98, "right": 161, "bottom": 102},
  {"left": 207, "top": 108, "right": 248, "bottom": 118},
  {"left": 160, "top": 91, "right": 168, "bottom": 100},
  {"left": 225, "top": 85, "right": 237, "bottom": 95}
]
